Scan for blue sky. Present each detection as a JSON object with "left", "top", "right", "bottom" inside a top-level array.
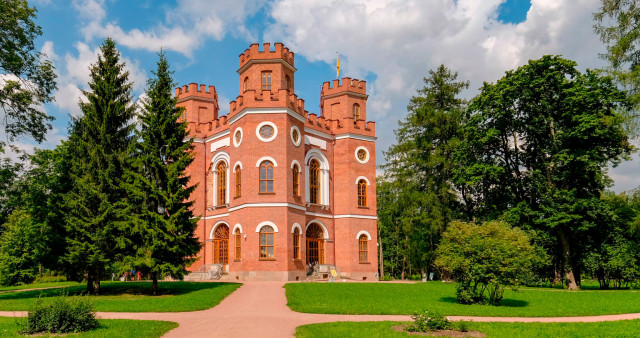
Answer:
[{"left": 12, "top": 0, "right": 640, "bottom": 192}]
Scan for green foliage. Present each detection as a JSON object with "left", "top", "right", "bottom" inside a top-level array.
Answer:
[
  {"left": 19, "top": 295, "right": 98, "bottom": 334},
  {"left": 435, "top": 221, "right": 541, "bottom": 305},
  {"left": 0, "top": 210, "right": 48, "bottom": 285},
  {"left": 123, "top": 51, "right": 200, "bottom": 295},
  {"left": 0, "top": 0, "right": 57, "bottom": 152},
  {"left": 63, "top": 38, "right": 136, "bottom": 294},
  {"left": 408, "top": 309, "right": 451, "bottom": 332},
  {"left": 379, "top": 65, "right": 468, "bottom": 278},
  {"left": 456, "top": 55, "right": 633, "bottom": 288},
  {"left": 33, "top": 274, "right": 67, "bottom": 284}
]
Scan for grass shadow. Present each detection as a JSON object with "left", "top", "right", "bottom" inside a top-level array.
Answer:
[
  {"left": 439, "top": 296, "right": 529, "bottom": 308},
  {"left": 0, "top": 281, "right": 239, "bottom": 300}
]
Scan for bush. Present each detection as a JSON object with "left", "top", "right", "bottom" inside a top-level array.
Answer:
[
  {"left": 19, "top": 295, "right": 98, "bottom": 334},
  {"left": 408, "top": 310, "right": 451, "bottom": 332},
  {"left": 33, "top": 274, "right": 67, "bottom": 284}
]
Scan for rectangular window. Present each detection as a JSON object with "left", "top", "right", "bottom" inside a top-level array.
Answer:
[
  {"left": 359, "top": 237, "right": 369, "bottom": 263},
  {"left": 235, "top": 233, "right": 241, "bottom": 260},
  {"left": 259, "top": 231, "right": 275, "bottom": 260},
  {"left": 262, "top": 72, "right": 272, "bottom": 91},
  {"left": 293, "top": 232, "right": 300, "bottom": 259}
]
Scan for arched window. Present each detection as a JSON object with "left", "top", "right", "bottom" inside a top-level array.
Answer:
[
  {"left": 243, "top": 77, "right": 248, "bottom": 92},
  {"left": 358, "top": 179, "right": 367, "bottom": 207},
  {"left": 262, "top": 71, "right": 272, "bottom": 91},
  {"left": 259, "top": 161, "right": 274, "bottom": 193},
  {"left": 292, "top": 164, "right": 300, "bottom": 196},
  {"left": 293, "top": 227, "right": 300, "bottom": 260},
  {"left": 309, "top": 159, "right": 320, "bottom": 204},
  {"left": 285, "top": 75, "right": 291, "bottom": 91},
  {"left": 235, "top": 166, "right": 241, "bottom": 198},
  {"left": 359, "top": 234, "right": 368, "bottom": 263},
  {"left": 216, "top": 162, "right": 227, "bottom": 205},
  {"left": 214, "top": 224, "right": 229, "bottom": 265},
  {"left": 234, "top": 228, "right": 241, "bottom": 261},
  {"left": 353, "top": 103, "right": 360, "bottom": 121},
  {"left": 259, "top": 225, "right": 275, "bottom": 260}
]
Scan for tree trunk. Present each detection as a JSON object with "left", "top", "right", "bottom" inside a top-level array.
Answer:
[
  {"left": 559, "top": 229, "right": 579, "bottom": 290},
  {"left": 378, "top": 230, "right": 384, "bottom": 280},
  {"left": 86, "top": 274, "right": 94, "bottom": 294},
  {"left": 152, "top": 273, "right": 159, "bottom": 296}
]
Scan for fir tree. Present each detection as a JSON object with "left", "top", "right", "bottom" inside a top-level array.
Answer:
[
  {"left": 125, "top": 51, "right": 200, "bottom": 295},
  {"left": 64, "top": 38, "right": 136, "bottom": 294}
]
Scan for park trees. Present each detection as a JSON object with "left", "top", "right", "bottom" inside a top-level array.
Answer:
[
  {"left": 64, "top": 38, "right": 136, "bottom": 294},
  {"left": 379, "top": 65, "right": 468, "bottom": 278},
  {"left": 0, "top": 0, "right": 56, "bottom": 152},
  {"left": 456, "top": 56, "right": 633, "bottom": 289},
  {"left": 435, "top": 221, "right": 539, "bottom": 305},
  {"left": 124, "top": 51, "right": 200, "bottom": 295}
]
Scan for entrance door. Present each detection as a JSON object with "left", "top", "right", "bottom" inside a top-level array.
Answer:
[
  {"left": 306, "top": 223, "right": 325, "bottom": 265},
  {"left": 213, "top": 224, "right": 229, "bottom": 266}
]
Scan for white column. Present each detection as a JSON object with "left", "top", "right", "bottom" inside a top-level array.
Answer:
[
  {"left": 305, "top": 165, "right": 310, "bottom": 203},
  {"left": 321, "top": 169, "right": 329, "bottom": 206}
]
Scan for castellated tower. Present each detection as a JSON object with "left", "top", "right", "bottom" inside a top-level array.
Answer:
[{"left": 177, "top": 43, "right": 378, "bottom": 281}]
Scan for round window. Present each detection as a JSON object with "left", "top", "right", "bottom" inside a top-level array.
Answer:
[
  {"left": 355, "top": 147, "right": 369, "bottom": 164},
  {"left": 235, "top": 130, "right": 242, "bottom": 143},
  {"left": 260, "top": 125, "right": 274, "bottom": 139},
  {"left": 357, "top": 149, "right": 367, "bottom": 161},
  {"left": 292, "top": 129, "right": 299, "bottom": 143}
]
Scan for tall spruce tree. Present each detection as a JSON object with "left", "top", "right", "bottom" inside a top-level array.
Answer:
[
  {"left": 64, "top": 38, "right": 136, "bottom": 294},
  {"left": 125, "top": 51, "right": 200, "bottom": 295}
]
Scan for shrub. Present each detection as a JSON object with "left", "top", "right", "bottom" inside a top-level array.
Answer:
[
  {"left": 33, "top": 274, "right": 67, "bottom": 283},
  {"left": 457, "top": 320, "right": 469, "bottom": 332},
  {"left": 408, "top": 310, "right": 451, "bottom": 332},
  {"left": 19, "top": 295, "right": 98, "bottom": 334}
]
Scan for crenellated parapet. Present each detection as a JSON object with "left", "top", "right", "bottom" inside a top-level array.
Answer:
[
  {"left": 176, "top": 83, "right": 218, "bottom": 102},
  {"left": 228, "top": 89, "right": 308, "bottom": 119},
  {"left": 321, "top": 77, "right": 367, "bottom": 97},
  {"left": 239, "top": 42, "right": 295, "bottom": 70}
]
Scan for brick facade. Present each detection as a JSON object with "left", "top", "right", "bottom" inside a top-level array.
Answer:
[{"left": 178, "top": 43, "right": 378, "bottom": 281}]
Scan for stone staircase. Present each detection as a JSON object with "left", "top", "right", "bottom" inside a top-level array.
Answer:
[
  {"left": 184, "top": 263, "right": 224, "bottom": 281},
  {"left": 307, "top": 264, "right": 341, "bottom": 281}
]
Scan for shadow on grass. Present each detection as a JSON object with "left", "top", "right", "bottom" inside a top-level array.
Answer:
[
  {"left": 0, "top": 282, "right": 238, "bottom": 300},
  {"left": 439, "top": 297, "right": 529, "bottom": 308}
]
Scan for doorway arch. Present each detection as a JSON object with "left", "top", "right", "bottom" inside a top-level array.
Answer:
[
  {"left": 213, "top": 223, "right": 229, "bottom": 265},
  {"left": 306, "top": 223, "right": 325, "bottom": 265}
]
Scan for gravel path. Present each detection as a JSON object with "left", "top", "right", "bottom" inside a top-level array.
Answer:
[{"left": 2, "top": 281, "right": 640, "bottom": 337}]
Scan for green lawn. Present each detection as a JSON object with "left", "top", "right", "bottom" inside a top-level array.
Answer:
[
  {"left": 285, "top": 282, "right": 640, "bottom": 316},
  {"left": 0, "top": 281, "right": 83, "bottom": 292},
  {"left": 0, "top": 281, "right": 241, "bottom": 312},
  {"left": 0, "top": 317, "right": 177, "bottom": 337},
  {"left": 295, "top": 320, "right": 640, "bottom": 337}
]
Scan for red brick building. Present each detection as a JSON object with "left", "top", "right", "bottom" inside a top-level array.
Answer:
[{"left": 177, "top": 43, "right": 378, "bottom": 281}]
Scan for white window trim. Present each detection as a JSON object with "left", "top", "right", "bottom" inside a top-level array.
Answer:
[
  {"left": 290, "top": 126, "right": 302, "bottom": 147},
  {"left": 233, "top": 128, "right": 243, "bottom": 147},
  {"left": 211, "top": 151, "right": 230, "bottom": 205},
  {"left": 256, "top": 221, "right": 279, "bottom": 233},
  {"left": 356, "top": 230, "right": 372, "bottom": 240},
  {"left": 291, "top": 159, "right": 301, "bottom": 169},
  {"left": 291, "top": 223, "right": 302, "bottom": 234},
  {"left": 233, "top": 161, "right": 243, "bottom": 172},
  {"left": 256, "top": 156, "right": 278, "bottom": 167},
  {"left": 305, "top": 149, "right": 330, "bottom": 206},
  {"left": 305, "top": 220, "right": 329, "bottom": 239},
  {"left": 355, "top": 176, "right": 371, "bottom": 185},
  {"left": 355, "top": 146, "right": 370, "bottom": 164},
  {"left": 256, "top": 121, "right": 278, "bottom": 142},
  {"left": 233, "top": 224, "right": 243, "bottom": 234},
  {"left": 210, "top": 221, "right": 230, "bottom": 239}
]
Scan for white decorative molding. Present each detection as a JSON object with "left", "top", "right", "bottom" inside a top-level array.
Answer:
[
  {"left": 256, "top": 121, "right": 278, "bottom": 142},
  {"left": 232, "top": 128, "right": 243, "bottom": 147},
  {"left": 255, "top": 156, "right": 278, "bottom": 167},
  {"left": 233, "top": 223, "right": 243, "bottom": 234},
  {"left": 189, "top": 137, "right": 205, "bottom": 143},
  {"left": 210, "top": 137, "right": 230, "bottom": 152},
  {"left": 204, "top": 129, "right": 231, "bottom": 143},
  {"left": 229, "top": 202, "right": 306, "bottom": 212},
  {"left": 305, "top": 211, "right": 333, "bottom": 218},
  {"left": 203, "top": 213, "right": 230, "bottom": 220},
  {"left": 229, "top": 108, "right": 306, "bottom": 125},
  {"left": 336, "top": 133, "right": 377, "bottom": 142},
  {"left": 356, "top": 230, "right": 372, "bottom": 240},
  {"left": 210, "top": 221, "right": 230, "bottom": 239},
  {"left": 256, "top": 221, "right": 279, "bottom": 233},
  {"left": 304, "top": 149, "right": 330, "bottom": 206},
  {"left": 291, "top": 223, "right": 302, "bottom": 234},
  {"left": 291, "top": 159, "right": 301, "bottom": 169},
  {"left": 211, "top": 151, "right": 230, "bottom": 205},
  {"left": 355, "top": 176, "right": 371, "bottom": 185},
  {"left": 304, "top": 127, "right": 333, "bottom": 140},
  {"left": 355, "top": 146, "right": 370, "bottom": 164},
  {"left": 291, "top": 126, "right": 302, "bottom": 147},
  {"left": 334, "top": 214, "right": 378, "bottom": 220},
  {"left": 233, "top": 161, "right": 243, "bottom": 172},
  {"left": 305, "top": 219, "right": 329, "bottom": 239},
  {"left": 304, "top": 135, "right": 327, "bottom": 150}
]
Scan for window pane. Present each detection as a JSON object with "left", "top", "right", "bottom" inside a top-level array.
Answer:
[
  {"left": 267, "top": 181, "right": 273, "bottom": 192},
  {"left": 268, "top": 247, "right": 274, "bottom": 258},
  {"left": 260, "top": 167, "right": 266, "bottom": 179},
  {"left": 260, "top": 234, "right": 266, "bottom": 245},
  {"left": 267, "top": 234, "right": 274, "bottom": 245},
  {"left": 267, "top": 168, "right": 273, "bottom": 179},
  {"left": 260, "top": 181, "right": 266, "bottom": 192}
]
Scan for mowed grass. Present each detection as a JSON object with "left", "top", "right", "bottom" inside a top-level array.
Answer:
[
  {"left": 295, "top": 320, "right": 640, "bottom": 338},
  {"left": 285, "top": 282, "right": 640, "bottom": 316},
  {"left": 0, "top": 281, "right": 241, "bottom": 312},
  {"left": 0, "top": 281, "right": 83, "bottom": 292},
  {"left": 0, "top": 317, "right": 177, "bottom": 337}
]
